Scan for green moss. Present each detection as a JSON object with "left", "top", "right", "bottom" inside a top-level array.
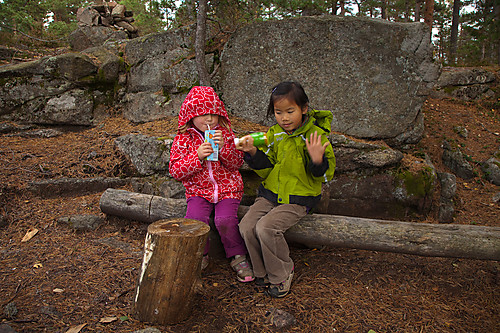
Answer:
[
  {"left": 443, "top": 86, "right": 459, "bottom": 94},
  {"left": 396, "top": 166, "right": 435, "bottom": 198},
  {"left": 162, "top": 88, "right": 172, "bottom": 102}
]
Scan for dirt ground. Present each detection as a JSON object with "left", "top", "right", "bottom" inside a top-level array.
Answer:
[{"left": 0, "top": 94, "right": 499, "bottom": 332}]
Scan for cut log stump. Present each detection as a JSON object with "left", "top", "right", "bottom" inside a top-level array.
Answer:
[{"left": 134, "top": 218, "right": 210, "bottom": 325}]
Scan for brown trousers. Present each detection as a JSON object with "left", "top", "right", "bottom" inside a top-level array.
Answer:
[{"left": 239, "top": 197, "right": 307, "bottom": 284}]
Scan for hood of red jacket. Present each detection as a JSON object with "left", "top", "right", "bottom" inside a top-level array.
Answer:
[{"left": 178, "top": 86, "right": 230, "bottom": 131}]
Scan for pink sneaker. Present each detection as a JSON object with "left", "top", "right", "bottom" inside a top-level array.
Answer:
[{"left": 230, "top": 255, "right": 255, "bottom": 282}]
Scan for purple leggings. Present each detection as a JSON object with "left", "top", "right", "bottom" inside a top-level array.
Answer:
[{"left": 185, "top": 196, "right": 247, "bottom": 258}]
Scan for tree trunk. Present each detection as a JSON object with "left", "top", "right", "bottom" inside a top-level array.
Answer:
[
  {"left": 381, "top": 0, "right": 387, "bottom": 19},
  {"left": 424, "top": 0, "right": 435, "bottom": 35},
  {"left": 100, "top": 189, "right": 500, "bottom": 261},
  {"left": 415, "top": 0, "right": 421, "bottom": 21},
  {"left": 495, "top": 0, "right": 500, "bottom": 65},
  {"left": 134, "top": 218, "right": 209, "bottom": 325},
  {"left": 339, "top": 0, "right": 345, "bottom": 16},
  {"left": 195, "top": 0, "right": 210, "bottom": 86},
  {"left": 449, "top": 0, "right": 461, "bottom": 64}
]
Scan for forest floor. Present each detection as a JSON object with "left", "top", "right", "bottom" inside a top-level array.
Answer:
[{"left": 0, "top": 92, "right": 499, "bottom": 332}]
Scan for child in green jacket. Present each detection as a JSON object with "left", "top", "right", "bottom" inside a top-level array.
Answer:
[{"left": 237, "top": 81, "right": 336, "bottom": 298}]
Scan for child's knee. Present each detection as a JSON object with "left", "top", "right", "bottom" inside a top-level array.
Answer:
[{"left": 238, "top": 219, "right": 254, "bottom": 237}]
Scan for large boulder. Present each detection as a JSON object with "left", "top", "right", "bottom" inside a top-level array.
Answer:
[{"left": 220, "top": 16, "right": 439, "bottom": 146}]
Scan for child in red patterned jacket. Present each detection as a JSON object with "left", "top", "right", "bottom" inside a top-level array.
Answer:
[{"left": 169, "top": 86, "right": 254, "bottom": 282}]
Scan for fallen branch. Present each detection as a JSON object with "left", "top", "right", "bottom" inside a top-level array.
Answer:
[{"left": 100, "top": 189, "right": 500, "bottom": 261}]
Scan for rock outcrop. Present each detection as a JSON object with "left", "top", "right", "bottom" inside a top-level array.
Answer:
[{"left": 220, "top": 16, "right": 439, "bottom": 147}]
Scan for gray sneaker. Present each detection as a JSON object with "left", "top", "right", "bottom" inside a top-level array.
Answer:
[{"left": 267, "top": 269, "right": 294, "bottom": 298}]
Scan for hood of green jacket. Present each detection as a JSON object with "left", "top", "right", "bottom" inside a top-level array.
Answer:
[{"left": 309, "top": 109, "right": 333, "bottom": 134}]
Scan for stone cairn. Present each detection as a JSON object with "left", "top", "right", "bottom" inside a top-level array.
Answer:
[{"left": 76, "top": 0, "right": 139, "bottom": 38}]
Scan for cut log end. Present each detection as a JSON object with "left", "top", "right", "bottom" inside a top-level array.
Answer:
[{"left": 148, "top": 218, "right": 210, "bottom": 237}]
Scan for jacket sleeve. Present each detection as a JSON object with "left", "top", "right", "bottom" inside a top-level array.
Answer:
[
  {"left": 168, "top": 134, "right": 203, "bottom": 181},
  {"left": 218, "top": 129, "right": 244, "bottom": 171},
  {"left": 244, "top": 127, "right": 276, "bottom": 179}
]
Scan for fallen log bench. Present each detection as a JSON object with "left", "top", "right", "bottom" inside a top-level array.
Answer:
[{"left": 100, "top": 189, "right": 500, "bottom": 261}]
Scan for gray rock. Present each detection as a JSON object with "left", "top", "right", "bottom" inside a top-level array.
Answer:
[
  {"left": 433, "top": 67, "right": 497, "bottom": 100},
  {"left": 220, "top": 16, "right": 438, "bottom": 143},
  {"left": 352, "top": 148, "right": 403, "bottom": 168},
  {"left": 438, "top": 199, "right": 455, "bottom": 223},
  {"left": 3, "top": 302, "right": 17, "bottom": 319},
  {"left": 131, "top": 177, "right": 185, "bottom": 198},
  {"left": 42, "top": 53, "right": 98, "bottom": 81},
  {"left": 39, "top": 305, "right": 62, "bottom": 318},
  {"left": 0, "top": 75, "right": 73, "bottom": 121},
  {"left": 39, "top": 89, "right": 94, "bottom": 125},
  {"left": 436, "top": 67, "right": 496, "bottom": 87},
  {"left": 319, "top": 162, "right": 436, "bottom": 219},
  {"left": 265, "top": 308, "right": 296, "bottom": 329},
  {"left": 437, "top": 172, "right": 457, "bottom": 199},
  {"left": 76, "top": 7, "right": 100, "bottom": 26},
  {"left": 58, "top": 214, "right": 104, "bottom": 230},
  {"left": 82, "top": 46, "right": 123, "bottom": 83},
  {"left": 454, "top": 125, "right": 468, "bottom": 138},
  {"left": 482, "top": 157, "right": 500, "bottom": 186},
  {"left": 442, "top": 140, "right": 475, "bottom": 180},
  {"left": 115, "top": 134, "right": 168, "bottom": 176},
  {"left": 95, "top": 237, "right": 142, "bottom": 256},
  {"left": 493, "top": 192, "right": 500, "bottom": 203},
  {"left": 329, "top": 133, "right": 403, "bottom": 172},
  {"left": 12, "top": 128, "right": 63, "bottom": 138},
  {"left": 124, "top": 27, "right": 194, "bottom": 66},
  {"left": 69, "top": 26, "right": 128, "bottom": 52},
  {"left": 0, "top": 323, "right": 16, "bottom": 333},
  {"left": 451, "top": 84, "right": 492, "bottom": 100},
  {"left": 0, "top": 57, "right": 47, "bottom": 78},
  {"left": 130, "top": 328, "right": 162, "bottom": 333},
  {"left": 28, "top": 177, "right": 130, "bottom": 198},
  {"left": 0, "top": 123, "right": 18, "bottom": 133},
  {"left": 123, "top": 91, "right": 183, "bottom": 123}
]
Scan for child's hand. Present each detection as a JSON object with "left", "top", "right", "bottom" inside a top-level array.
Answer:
[
  {"left": 235, "top": 135, "right": 257, "bottom": 156},
  {"left": 198, "top": 142, "right": 214, "bottom": 161},
  {"left": 306, "top": 131, "right": 330, "bottom": 164},
  {"left": 212, "top": 130, "right": 224, "bottom": 147}
]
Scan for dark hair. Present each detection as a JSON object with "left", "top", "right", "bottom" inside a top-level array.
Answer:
[{"left": 266, "top": 81, "right": 309, "bottom": 118}]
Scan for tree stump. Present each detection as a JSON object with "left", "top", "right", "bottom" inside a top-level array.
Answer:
[{"left": 134, "top": 218, "right": 210, "bottom": 325}]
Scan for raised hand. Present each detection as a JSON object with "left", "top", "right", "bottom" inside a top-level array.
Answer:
[{"left": 305, "top": 131, "right": 330, "bottom": 164}]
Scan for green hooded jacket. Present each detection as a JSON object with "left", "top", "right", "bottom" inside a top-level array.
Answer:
[{"left": 246, "top": 109, "right": 336, "bottom": 208}]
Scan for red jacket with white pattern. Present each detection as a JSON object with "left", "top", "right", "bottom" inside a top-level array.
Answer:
[{"left": 169, "top": 86, "right": 244, "bottom": 203}]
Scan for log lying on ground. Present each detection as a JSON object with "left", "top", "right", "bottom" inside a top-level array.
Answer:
[
  {"left": 100, "top": 188, "right": 187, "bottom": 223},
  {"left": 100, "top": 189, "right": 500, "bottom": 261}
]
